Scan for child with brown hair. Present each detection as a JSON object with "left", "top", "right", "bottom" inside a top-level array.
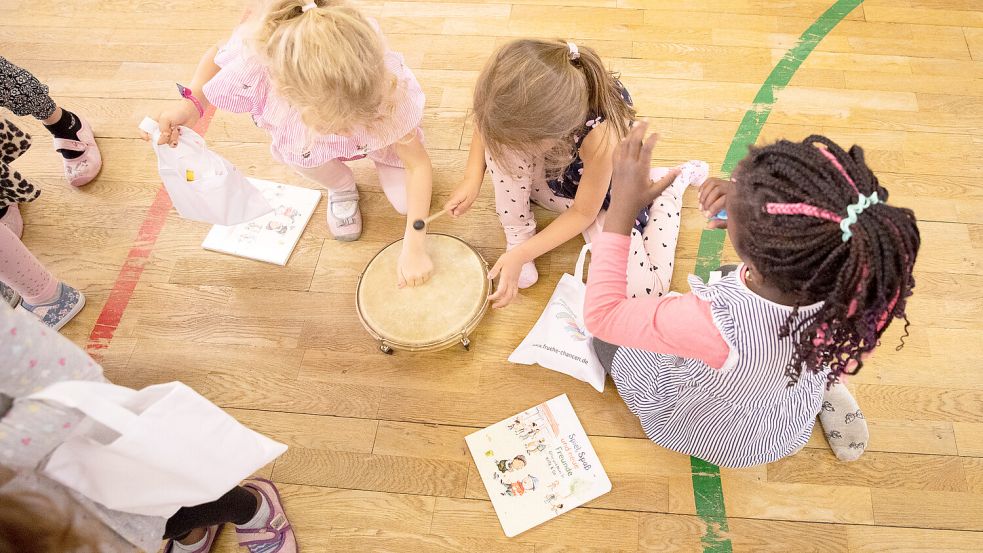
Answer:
[
  {"left": 145, "top": 0, "right": 434, "bottom": 287},
  {"left": 445, "top": 39, "right": 706, "bottom": 307}
]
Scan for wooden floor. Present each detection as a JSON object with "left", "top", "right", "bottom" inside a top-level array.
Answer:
[{"left": 5, "top": 0, "right": 983, "bottom": 551}]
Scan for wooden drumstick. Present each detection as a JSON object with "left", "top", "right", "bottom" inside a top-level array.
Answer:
[{"left": 412, "top": 208, "right": 449, "bottom": 231}]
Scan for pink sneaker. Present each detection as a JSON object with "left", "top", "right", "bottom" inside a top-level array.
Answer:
[
  {"left": 163, "top": 524, "right": 222, "bottom": 553},
  {"left": 236, "top": 478, "right": 298, "bottom": 553},
  {"left": 327, "top": 189, "right": 361, "bottom": 241},
  {"left": 0, "top": 203, "right": 23, "bottom": 238},
  {"left": 53, "top": 116, "right": 101, "bottom": 187}
]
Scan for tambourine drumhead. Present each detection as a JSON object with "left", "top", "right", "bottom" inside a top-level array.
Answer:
[{"left": 356, "top": 234, "right": 489, "bottom": 350}]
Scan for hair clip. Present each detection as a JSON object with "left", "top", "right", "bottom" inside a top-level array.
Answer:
[
  {"left": 301, "top": 2, "right": 318, "bottom": 12},
  {"left": 840, "top": 192, "right": 881, "bottom": 242},
  {"left": 566, "top": 41, "right": 580, "bottom": 61}
]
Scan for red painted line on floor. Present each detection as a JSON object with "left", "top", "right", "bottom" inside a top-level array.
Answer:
[{"left": 85, "top": 107, "right": 215, "bottom": 356}]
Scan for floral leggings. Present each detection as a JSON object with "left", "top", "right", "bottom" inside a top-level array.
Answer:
[{"left": 487, "top": 149, "right": 708, "bottom": 298}]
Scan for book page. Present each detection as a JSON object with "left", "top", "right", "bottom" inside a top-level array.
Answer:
[{"left": 201, "top": 179, "right": 321, "bottom": 266}]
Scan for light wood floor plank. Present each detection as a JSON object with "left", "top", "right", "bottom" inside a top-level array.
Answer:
[{"left": 9, "top": 0, "right": 983, "bottom": 549}]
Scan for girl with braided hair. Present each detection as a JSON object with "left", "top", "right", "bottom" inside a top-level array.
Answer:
[{"left": 584, "top": 122, "right": 919, "bottom": 468}]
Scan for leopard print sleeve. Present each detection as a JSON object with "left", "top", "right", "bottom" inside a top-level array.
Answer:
[{"left": 0, "top": 118, "right": 39, "bottom": 207}]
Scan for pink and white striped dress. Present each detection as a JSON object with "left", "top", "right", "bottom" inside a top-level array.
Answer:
[{"left": 202, "top": 24, "right": 425, "bottom": 169}]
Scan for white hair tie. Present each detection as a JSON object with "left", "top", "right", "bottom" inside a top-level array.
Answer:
[
  {"left": 301, "top": 2, "right": 318, "bottom": 12},
  {"left": 567, "top": 41, "right": 580, "bottom": 61}
]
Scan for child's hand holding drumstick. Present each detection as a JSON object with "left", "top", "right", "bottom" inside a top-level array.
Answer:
[{"left": 412, "top": 208, "right": 449, "bottom": 231}]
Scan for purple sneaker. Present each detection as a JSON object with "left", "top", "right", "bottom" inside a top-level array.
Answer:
[
  {"left": 236, "top": 478, "right": 298, "bottom": 553},
  {"left": 20, "top": 282, "right": 85, "bottom": 331}
]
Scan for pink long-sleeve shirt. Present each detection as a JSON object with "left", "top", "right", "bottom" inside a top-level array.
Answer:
[{"left": 584, "top": 232, "right": 730, "bottom": 369}]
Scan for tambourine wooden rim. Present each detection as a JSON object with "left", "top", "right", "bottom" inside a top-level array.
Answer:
[{"left": 355, "top": 233, "right": 489, "bottom": 352}]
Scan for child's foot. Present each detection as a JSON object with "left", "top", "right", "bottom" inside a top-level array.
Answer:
[
  {"left": 20, "top": 282, "right": 85, "bottom": 331},
  {"left": 327, "top": 189, "right": 361, "bottom": 241},
  {"left": 654, "top": 160, "right": 709, "bottom": 195},
  {"left": 819, "top": 383, "right": 869, "bottom": 461},
  {"left": 0, "top": 281, "right": 20, "bottom": 309},
  {"left": 164, "top": 524, "right": 222, "bottom": 553},
  {"left": 517, "top": 261, "right": 538, "bottom": 289},
  {"left": 235, "top": 478, "right": 298, "bottom": 553},
  {"left": 504, "top": 244, "right": 538, "bottom": 288},
  {"left": 49, "top": 112, "right": 102, "bottom": 187},
  {"left": 0, "top": 203, "right": 24, "bottom": 238}
]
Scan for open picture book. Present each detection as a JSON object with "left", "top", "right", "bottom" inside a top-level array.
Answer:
[
  {"left": 201, "top": 178, "right": 321, "bottom": 266},
  {"left": 465, "top": 394, "right": 611, "bottom": 537}
]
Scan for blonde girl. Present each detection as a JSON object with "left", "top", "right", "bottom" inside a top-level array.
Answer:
[
  {"left": 447, "top": 39, "right": 694, "bottom": 308},
  {"left": 145, "top": 0, "right": 434, "bottom": 287}
]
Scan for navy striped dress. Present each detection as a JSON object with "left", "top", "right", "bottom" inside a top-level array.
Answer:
[{"left": 609, "top": 268, "right": 829, "bottom": 468}]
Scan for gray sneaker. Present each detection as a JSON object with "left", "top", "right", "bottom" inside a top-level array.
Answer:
[
  {"left": 20, "top": 282, "right": 85, "bottom": 331},
  {"left": 0, "top": 281, "right": 20, "bottom": 309}
]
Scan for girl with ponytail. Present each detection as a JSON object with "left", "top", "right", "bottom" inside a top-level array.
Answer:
[
  {"left": 445, "top": 39, "right": 707, "bottom": 308},
  {"left": 145, "top": 0, "right": 435, "bottom": 288},
  {"left": 585, "top": 124, "right": 920, "bottom": 467}
]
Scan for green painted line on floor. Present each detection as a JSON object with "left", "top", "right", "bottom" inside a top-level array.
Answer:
[{"left": 687, "top": 2, "right": 864, "bottom": 551}]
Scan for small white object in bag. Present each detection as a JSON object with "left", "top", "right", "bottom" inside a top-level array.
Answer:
[
  {"left": 30, "top": 380, "right": 287, "bottom": 517},
  {"left": 509, "top": 244, "right": 605, "bottom": 392},
  {"left": 138, "top": 117, "right": 272, "bottom": 226}
]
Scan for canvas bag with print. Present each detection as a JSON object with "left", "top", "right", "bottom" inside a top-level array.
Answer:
[
  {"left": 509, "top": 244, "right": 605, "bottom": 392},
  {"left": 28, "top": 380, "right": 287, "bottom": 517},
  {"left": 139, "top": 117, "right": 272, "bottom": 225}
]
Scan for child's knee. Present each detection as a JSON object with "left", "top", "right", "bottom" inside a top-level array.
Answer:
[
  {"left": 391, "top": 198, "right": 408, "bottom": 215},
  {"left": 374, "top": 163, "right": 408, "bottom": 214}
]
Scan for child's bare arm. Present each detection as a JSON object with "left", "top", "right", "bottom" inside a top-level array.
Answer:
[
  {"left": 395, "top": 131, "right": 435, "bottom": 288},
  {"left": 444, "top": 129, "right": 488, "bottom": 217},
  {"left": 141, "top": 44, "right": 222, "bottom": 146},
  {"left": 509, "top": 126, "right": 615, "bottom": 264}
]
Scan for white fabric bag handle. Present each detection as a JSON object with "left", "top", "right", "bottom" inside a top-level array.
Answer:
[
  {"left": 138, "top": 117, "right": 164, "bottom": 157},
  {"left": 28, "top": 381, "right": 141, "bottom": 435},
  {"left": 573, "top": 243, "right": 592, "bottom": 283},
  {"left": 138, "top": 117, "right": 207, "bottom": 161}
]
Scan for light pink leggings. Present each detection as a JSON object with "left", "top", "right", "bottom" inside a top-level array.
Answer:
[
  {"left": 294, "top": 155, "right": 409, "bottom": 215},
  {"left": 0, "top": 207, "right": 57, "bottom": 303},
  {"left": 487, "top": 150, "right": 708, "bottom": 298}
]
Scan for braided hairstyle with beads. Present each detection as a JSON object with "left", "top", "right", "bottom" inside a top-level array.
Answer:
[{"left": 730, "top": 135, "right": 920, "bottom": 386}]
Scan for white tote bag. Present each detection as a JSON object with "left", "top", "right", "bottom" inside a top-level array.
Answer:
[
  {"left": 29, "top": 380, "right": 287, "bottom": 517},
  {"left": 138, "top": 117, "right": 272, "bottom": 225},
  {"left": 509, "top": 244, "right": 606, "bottom": 392}
]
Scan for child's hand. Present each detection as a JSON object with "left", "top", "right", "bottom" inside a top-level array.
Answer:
[
  {"left": 487, "top": 250, "right": 523, "bottom": 309},
  {"left": 609, "top": 122, "right": 680, "bottom": 215},
  {"left": 444, "top": 181, "right": 481, "bottom": 218},
  {"left": 397, "top": 248, "right": 434, "bottom": 288},
  {"left": 140, "top": 100, "right": 200, "bottom": 147},
  {"left": 699, "top": 177, "right": 733, "bottom": 229}
]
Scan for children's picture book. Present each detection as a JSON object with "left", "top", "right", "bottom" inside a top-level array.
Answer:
[
  {"left": 201, "top": 178, "right": 321, "bottom": 266},
  {"left": 465, "top": 394, "right": 611, "bottom": 537}
]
